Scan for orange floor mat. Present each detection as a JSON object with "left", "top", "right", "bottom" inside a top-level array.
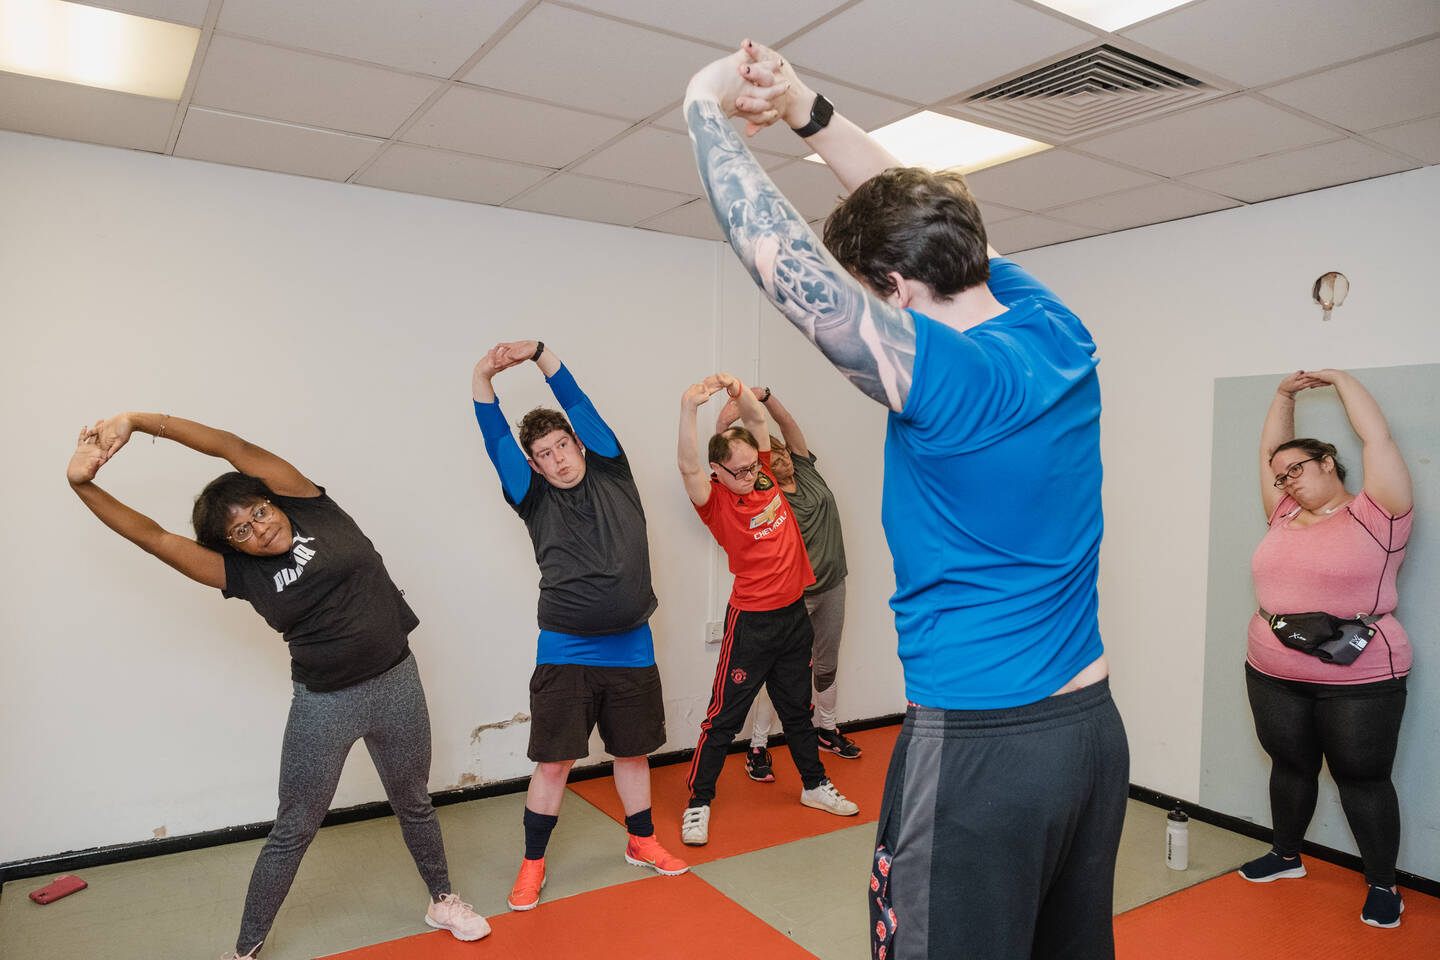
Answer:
[
  {"left": 318, "top": 872, "right": 818, "bottom": 960},
  {"left": 569, "top": 725, "right": 898, "bottom": 866},
  {"left": 1115, "top": 857, "right": 1440, "bottom": 959}
]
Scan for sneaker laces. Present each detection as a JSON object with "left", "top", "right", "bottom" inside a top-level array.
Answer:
[{"left": 436, "top": 892, "right": 477, "bottom": 914}]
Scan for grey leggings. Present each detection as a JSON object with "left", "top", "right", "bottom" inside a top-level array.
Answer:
[
  {"left": 751, "top": 580, "right": 846, "bottom": 741},
  {"left": 236, "top": 653, "right": 450, "bottom": 955}
]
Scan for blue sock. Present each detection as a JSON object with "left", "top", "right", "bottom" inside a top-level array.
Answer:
[{"left": 523, "top": 807, "right": 558, "bottom": 860}]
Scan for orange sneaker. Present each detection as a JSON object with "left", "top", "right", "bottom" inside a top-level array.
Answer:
[
  {"left": 425, "top": 893, "right": 492, "bottom": 941},
  {"left": 506, "top": 856, "right": 547, "bottom": 911},
  {"left": 624, "top": 833, "right": 690, "bottom": 876}
]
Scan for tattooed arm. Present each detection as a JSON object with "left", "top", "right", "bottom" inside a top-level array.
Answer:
[{"left": 683, "top": 91, "right": 917, "bottom": 412}]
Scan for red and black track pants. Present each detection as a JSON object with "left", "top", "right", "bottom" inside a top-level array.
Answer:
[{"left": 686, "top": 597, "right": 827, "bottom": 804}]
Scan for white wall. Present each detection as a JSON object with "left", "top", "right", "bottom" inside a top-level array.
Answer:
[
  {"left": 1015, "top": 165, "right": 1440, "bottom": 807},
  {"left": 0, "top": 131, "right": 903, "bottom": 864}
]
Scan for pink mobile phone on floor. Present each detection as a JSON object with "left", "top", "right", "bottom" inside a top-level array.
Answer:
[{"left": 29, "top": 875, "right": 87, "bottom": 904}]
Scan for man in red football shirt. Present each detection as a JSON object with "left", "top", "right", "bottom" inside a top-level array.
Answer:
[{"left": 675, "top": 373, "right": 859, "bottom": 845}]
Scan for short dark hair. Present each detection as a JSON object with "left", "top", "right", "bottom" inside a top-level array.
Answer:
[
  {"left": 518, "top": 407, "right": 578, "bottom": 457},
  {"left": 708, "top": 426, "right": 757, "bottom": 467},
  {"left": 193, "top": 472, "right": 273, "bottom": 551},
  {"left": 1271, "top": 438, "right": 1347, "bottom": 483},
  {"left": 823, "top": 166, "right": 990, "bottom": 300}
]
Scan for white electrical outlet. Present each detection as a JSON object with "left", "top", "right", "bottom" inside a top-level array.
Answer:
[{"left": 705, "top": 621, "right": 724, "bottom": 644}]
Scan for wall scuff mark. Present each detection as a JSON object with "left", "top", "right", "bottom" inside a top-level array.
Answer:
[{"left": 470, "top": 711, "right": 529, "bottom": 743}]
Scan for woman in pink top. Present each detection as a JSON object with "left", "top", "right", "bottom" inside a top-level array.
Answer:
[{"left": 1239, "top": 369, "right": 1413, "bottom": 929}]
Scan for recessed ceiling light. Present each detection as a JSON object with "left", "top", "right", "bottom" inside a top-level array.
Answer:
[
  {"left": 806, "top": 111, "right": 1049, "bottom": 175},
  {"left": 0, "top": 0, "right": 199, "bottom": 100},
  {"left": 1029, "top": 0, "right": 1192, "bottom": 32}
]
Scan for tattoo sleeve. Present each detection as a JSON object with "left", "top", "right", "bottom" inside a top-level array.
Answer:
[{"left": 687, "top": 99, "right": 916, "bottom": 410}]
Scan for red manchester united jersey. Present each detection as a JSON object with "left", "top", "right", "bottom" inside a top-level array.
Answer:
[{"left": 695, "top": 450, "right": 815, "bottom": 611}]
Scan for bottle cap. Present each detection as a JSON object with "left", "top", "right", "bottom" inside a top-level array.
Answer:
[{"left": 1168, "top": 806, "right": 1189, "bottom": 823}]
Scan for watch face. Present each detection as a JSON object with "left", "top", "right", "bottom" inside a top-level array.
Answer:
[{"left": 812, "top": 94, "right": 834, "bottom": 127}]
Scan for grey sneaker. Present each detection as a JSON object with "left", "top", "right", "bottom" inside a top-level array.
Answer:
[
  {"left": 800, "top": 779, "right": 859, "bottom": 816},
  {"left": 681, "top": 804, "right": 711, "bottom": 845}
]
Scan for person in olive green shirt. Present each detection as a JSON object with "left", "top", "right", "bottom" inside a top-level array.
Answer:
[{"left": 717, "top": 387, "right": 860, "bottom": 782}]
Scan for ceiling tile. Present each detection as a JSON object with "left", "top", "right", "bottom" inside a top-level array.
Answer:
[
  {"left": 637, "top": 198, "right": 727, "bottom": 241},
  {"left": 404, "top": 86, "right": 631, "bottom": 169},
  {"left": 987, "top": 215, "right": 1100, "bottom": 255},
  {"left": 1046, "top": 182, "right": 1240, "bottom": 232},
  {"left": 1182, "top": 138, "right": 1419, "bottom": 203},
  {"left": 463, "top": 4, "right": 722, "bottom": 121},
  {"left": 217, "top": 0, "right": 529, "bottom": 77},
  {"left": 80, "top": 1, "right": 211, "bottom": 26},
  {"left": 576, "top": 126, "right": 791, "bottom": 195},
  {"left": 654, "top": 77, "right": 916, "bottom": 157},
  {"left": 566, "top": 0, "right": 841, "bottom": 47},
  {"left": 1364, "top": 115, "right": 1440, "bottom": 164},
  {"left": 1262, "top": 38, "right": 1440, "bottom": 132},
  {"left": 766, "top": 159, "right": 849, "bottom": 221},
  {"left": 507, "top": 173, "right": 696, "bottom": 226},
  {"left": 1122, "top": 0, "right": 1440, "bottom": 87},
  {"left": 1077, "top": 96, "right": 1338, "bottom": 177},
  {"left": 964, "top": 150, "right": 1157, "bottom": 211},
  {"left": 174, "top": 108, "right": 384, "bottom": 181},
  {"left": 192, "top": 35, "right": 441, "bottom": 138},
  {"left": 780, "top": 0, "right": 1096, "bottom": 103},
  {"left": 977, "top": 200, "right": 1027, "bottom": 225},
  {"left": 355, "top": 143, "right": 552, "bottom": 205},
  {"left": 0, "top": 73, "right": 175, "bottom": 152}
]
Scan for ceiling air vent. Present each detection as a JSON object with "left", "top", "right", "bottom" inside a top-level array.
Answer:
[{"left": 954, "top": 44, "right": 1219, "bottom": 142}]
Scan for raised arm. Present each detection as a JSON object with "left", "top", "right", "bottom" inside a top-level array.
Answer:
[
  {"left": 758, "top": 390, "right": 808, "bottom": 457},
  {"left": 93, "top": 412, "right": 318, "bottom": 498},
  {"left": 733, "top": 40, "right": 1001, "bottom": 259},
  {"left": 496, "top": 340, "right": 620, "bottom": 458},
  {"left": 66, "top": 427, "right": 226, "bottom": 588},
  {"left": 1259, "top": 372, "right": 1312, "bottom": 518},
  {"left": 1310, "top": 369, "right": 1412, "bottom": 515},
  {"left": 684, "top": 54, "right": 918, "bottom": 412},
  {"left": 726, "top": 376, "right": 771, "bottom": 453},
  {"left": 472, "top": 346, "right": 533, "bottom": 503},
  {"left": 678, "top": 381, "right": 719, "bottom": 506}
]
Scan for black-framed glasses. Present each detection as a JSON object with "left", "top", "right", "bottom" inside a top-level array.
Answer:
[
  {"left": 227, "top": 501, "right": 274, "bottom": 543},
  {"left": 717, "top": 460, "right": 759, "bottom": 481},
  {"left": 1273, "top": 457, "right": 1321, "bottom": 488}
]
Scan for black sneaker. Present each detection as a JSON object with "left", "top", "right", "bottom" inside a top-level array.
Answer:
[
  {"left": 1361, "top": 885, "right": 1404, "bottom": 928},
  {"left": 1238, "top": 851, "right": 1306, "bottom": 882},
  {"left": 745, "top": 746, "right": 775, "bottom": 782},
  {"left": 815, "top": 727, "right": 862, "bottom": 759}
]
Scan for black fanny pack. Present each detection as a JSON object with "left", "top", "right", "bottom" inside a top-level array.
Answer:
[{"left": 1259, "top": 607, "right": 1379, "bottom": 666}]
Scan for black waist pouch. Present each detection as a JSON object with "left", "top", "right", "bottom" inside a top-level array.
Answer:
[{"left": 1262, "top": 609, "right": 1377, "bottom": 666}]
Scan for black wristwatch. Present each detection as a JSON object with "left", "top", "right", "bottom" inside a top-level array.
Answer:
[
  {"left": 791, "top": 93, "right": 834, "bottom": 138},
  {"left": 530, "top": 341, "right": 545, "bottom": 362}
]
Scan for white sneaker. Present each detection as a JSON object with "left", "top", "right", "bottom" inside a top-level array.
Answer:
[
  {"left": 426, "top": 892, "right": 492, "bottom": 941},
  {"left": 681, "top": 804, "right": 711, "bottom": 845},
  {"left": 800, "top": 779, "right": 859, "bottom": 816}
]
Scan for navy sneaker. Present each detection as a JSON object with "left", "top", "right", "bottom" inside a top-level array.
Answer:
[
  {"left": 815, "top": 727, "right": 862, "bottom": 759},
  {"left": 1238, "top": 851, "right": 1307, "bottom": 882},
  {"left": 1361, "top": 885, "right": 1404, "bottom": 928},
  {"left": 745, "top": 746, "right": 775, "bottom": 782}
]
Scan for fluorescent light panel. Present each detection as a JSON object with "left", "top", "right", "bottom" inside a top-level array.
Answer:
[
  {"left": 0, "top": 0, "right": 199, "bottom": 100},
  {"left": 806, "top": 111, "right": 1049, "bottom": 174},
  {"left": 1030, "top": 0, "right": 1192, "bottom": 32}
]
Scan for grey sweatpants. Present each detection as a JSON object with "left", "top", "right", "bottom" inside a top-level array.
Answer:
[
  {"left": 751, "top": 580, "right": 847, "bottom": 741},
  {"left": 236, "top": 653, "right": 450, "bottom": 955}
]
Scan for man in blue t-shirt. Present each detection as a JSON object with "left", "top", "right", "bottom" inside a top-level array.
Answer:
[
  {"left": 682, "top": 42, "right": 1130, "bottom": 960},
  {"left": 472, "top": 341, "right": 688, "bottom": 912}
]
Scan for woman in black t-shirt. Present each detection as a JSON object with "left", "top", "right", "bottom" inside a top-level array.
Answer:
[{"left": 67, "top": 412, "right": 491, "bottom": 958}]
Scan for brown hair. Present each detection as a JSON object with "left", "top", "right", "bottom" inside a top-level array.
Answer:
[
  {"left": 1271, "top": 438, "right": 1347, "bottom": 483},
  {"left": 823, "top": 166, "right": 989, "bottom": 299},
  {"left": 708, "top": 426, "right": 758, "bottom": 467},
  {"left": 518, "top": 407, "right": 577, "bottom": 457}
]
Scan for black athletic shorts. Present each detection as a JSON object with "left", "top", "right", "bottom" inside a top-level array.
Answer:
[{"left": 527, "top": 663, "right": 666, "bottom": 763}]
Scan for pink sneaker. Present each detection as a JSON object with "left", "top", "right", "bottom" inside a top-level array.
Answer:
[{"left": 425, "top": 893, "right": 492, "bottom": 941}]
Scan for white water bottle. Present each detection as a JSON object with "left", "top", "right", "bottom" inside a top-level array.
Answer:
[{"left": 1166, "top": 807, "right": 1189, "bottom": 870}]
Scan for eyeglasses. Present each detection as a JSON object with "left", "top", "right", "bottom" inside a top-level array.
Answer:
[
  {"left": 717, "top": 460, "right": 759, "bottom": 481},
  {"left": 1272, "top": 457, "right": 1321, "bottom": 488},
  {"left": 227, "top": 501, "right": 273, "bottom": 543}
]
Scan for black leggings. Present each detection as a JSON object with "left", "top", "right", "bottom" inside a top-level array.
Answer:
[{"left": 1245, "top": 663, "right": 1406, "bottom": 886}]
